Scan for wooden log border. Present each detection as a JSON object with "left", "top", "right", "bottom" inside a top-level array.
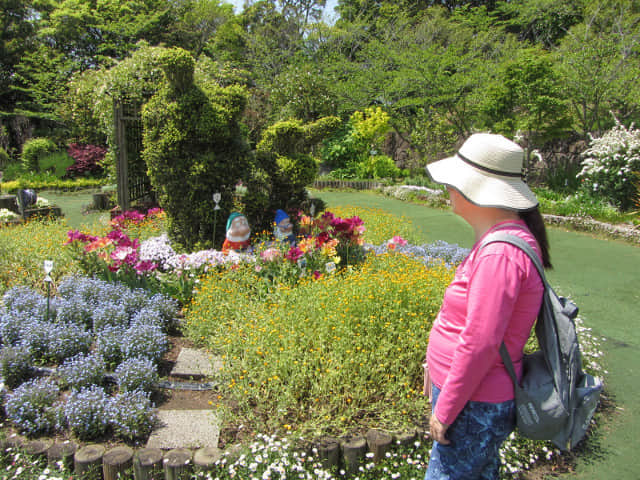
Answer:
[{"left": 6, "top": 427, "right": 426, "bottom": 480}]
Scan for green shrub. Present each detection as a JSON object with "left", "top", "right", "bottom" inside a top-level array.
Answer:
[
  {"left": 356, "top": 154, "right": 406, "bottom": 179},
  {"left": 38, "top": 150, "right": 74, "bottom": 178},
  {"left": 535, "top": 187, "right": 628, "bottom": 223},
  {"left": 21, "top": 138, "right": 57, "bottom": 173},
  {"left": 0, "top": 147, "right": 9, "bottom": 168},
  {"left": 253, "top": 117, "right": 338, "bottom": 231},
  {"left": 0, "top": 176, "right": 108, "bottom": 193},
  {"left": 1, "top": 162, "right": 24, "bottom": 182}
]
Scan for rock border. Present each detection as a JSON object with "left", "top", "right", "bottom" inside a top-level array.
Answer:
[{"left": 543, "top": 214, "right": 640, "bottom": 244}]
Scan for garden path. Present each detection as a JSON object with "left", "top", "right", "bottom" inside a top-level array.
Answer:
[
  {"left": 318, "top": 191, "right": 640, "bottom": 480},
  {"left": 147, "top": 346, "right": 222, "bottom": 449}
]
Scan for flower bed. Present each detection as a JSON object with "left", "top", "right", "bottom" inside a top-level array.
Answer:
[
  {"left": 0, "top": 275, "right": 177, "bottom": 442},
  {"left": 0, "top": 204, "right": 607, "bottom": 479}
]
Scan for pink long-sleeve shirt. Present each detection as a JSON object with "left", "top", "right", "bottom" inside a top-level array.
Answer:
[{"left": 427, "top": 220, "right": 544, "bottom": 426}]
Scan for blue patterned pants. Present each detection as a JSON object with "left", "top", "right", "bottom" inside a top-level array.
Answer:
[{"left": 425, "top": 385, "right": 515, "bottom": 480}]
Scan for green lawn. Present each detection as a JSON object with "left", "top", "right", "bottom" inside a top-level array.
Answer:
[
  {"left": 317, "top": 190, "right": 640, "bottom": 480},
  {"left": 38, "top": 189, "right": 108, "bottom": 229}
]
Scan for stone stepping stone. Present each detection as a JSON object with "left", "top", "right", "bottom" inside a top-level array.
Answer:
[
  {"left": 170, "top": 348, "right": 222, "bottom": 379},
  {"left": 146, "top": 410, "right": 220, "bottom": 450}
]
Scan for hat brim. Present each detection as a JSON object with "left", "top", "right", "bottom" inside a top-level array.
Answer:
[{"left": 426, "top": 155, "right": 538, "bottom": 211}]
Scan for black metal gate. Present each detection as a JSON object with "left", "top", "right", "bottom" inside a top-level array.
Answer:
[{"left": 113, "top": 100, "right": 153, "bottom": 211}]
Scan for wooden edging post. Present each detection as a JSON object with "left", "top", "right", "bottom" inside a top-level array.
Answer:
[
  {"left": 133, "top": 448, "right": 163, "bottom": 480},
  {"left": 48, "top": 441, "right": 78, "bottom": 471},
  {"left": 103, "top": 446, "right": 134, "bottom": 480},
  {"left": 341, "top": 435, "right": 367, "bottom": 476},
  {"left": 163, "top": 448, "right": 193, "bottom": 480},
  {"left": 365, "top": 429, "right": 393, "bottom": 462},
  {"left": 315, "top": 436, "right": 341, "bottom": 471},
  {"left": 24, "top": 439, "right": 53, "bottom": 463},
  {"left": 193, "top": 447, "right": 222, "bottom": 473},
  {"left": 74, "top": 444, "right": 106, "bottom": 480}
]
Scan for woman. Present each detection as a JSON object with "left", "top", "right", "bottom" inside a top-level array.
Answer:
[{"left": 424, "top": 133, "right": 551, "bottom": 479}]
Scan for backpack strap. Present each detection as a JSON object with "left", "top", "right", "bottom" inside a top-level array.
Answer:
[{"left": 479, "top": 232, "right": 548, "bottom": 388}]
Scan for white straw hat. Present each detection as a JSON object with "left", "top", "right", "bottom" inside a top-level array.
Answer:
[{"left": 426, "top": 133, "right": 538, "bottom": 211}]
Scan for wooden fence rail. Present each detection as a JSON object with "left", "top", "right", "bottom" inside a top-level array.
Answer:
[{"left": 312, "top": 180, "right": 383, "bottom": 190}]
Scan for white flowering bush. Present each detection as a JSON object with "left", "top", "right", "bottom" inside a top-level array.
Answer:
[
  {"left": 0, "top": 208, "right": 19, "bottom": 222},
  {"left": 578, "top": 118, "right": 640, "bottom": 210},
  {"left": 34, "top": 197, "right": 50, "bottom": 208}
]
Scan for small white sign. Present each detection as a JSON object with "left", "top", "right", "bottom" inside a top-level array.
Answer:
[{"left": 43, "top": 260, "right": 53, "bottom": 274}]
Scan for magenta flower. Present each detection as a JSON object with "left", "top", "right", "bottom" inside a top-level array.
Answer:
[
  {"left": 111, "top": 246, "right": 137, "bottom": 264},
  {"left": 65, "top": 230, "right": 98, "bottom": 245},
  {"left": 285, "top": 247, "right": 304, "bottom": 263},
  {"left": 134, "top": 260, "right": 158, "bottom": 274},
  {"left": 110, "top": 210, "right": 145, "bottom": 229}
]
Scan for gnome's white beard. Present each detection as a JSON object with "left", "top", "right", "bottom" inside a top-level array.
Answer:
[
  {"left": 274, "top": 227, "right": 289, "bottom": 241},
  {"left": 226, "top": 231, "right": 250, "bottom": 243}
]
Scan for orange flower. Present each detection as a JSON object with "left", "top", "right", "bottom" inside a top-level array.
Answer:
[
  {"left": 84, "top": 237, "right": 113, "bottom": 252},
  {"left": 298, "top": 237, "right": 315, "bottom": 254}
]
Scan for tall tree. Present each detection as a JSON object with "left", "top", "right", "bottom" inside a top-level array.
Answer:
[
  {"left": 167, "top": 0, "right": 234, "bottom": 58},
  {"left": 480, "top": 48, "right": 572, "bottom": 147},
  {"left": 554, "top": 3, "right": 640, "bottom": 136},
  {"left": 0, "top": 0, "right": 37, "bottom": 112},
  {"left": 279, "top": 0, "right": 327, "bottom": 29}
]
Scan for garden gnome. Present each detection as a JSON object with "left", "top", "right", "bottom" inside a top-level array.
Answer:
[
  {"left": 222, "top": 212, "right": 251, "bottom": 254},
  {"left": 274, "top": 209, "right": 296, "bottom": 245}
]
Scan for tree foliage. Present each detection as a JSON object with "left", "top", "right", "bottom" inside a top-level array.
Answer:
[{"left": 3, "top": 0, "right": 640, "bottom": 193}]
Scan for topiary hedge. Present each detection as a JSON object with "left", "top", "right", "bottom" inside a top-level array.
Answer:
[{"left": 142, "top": 47, "right": 252, "bottom": 250}]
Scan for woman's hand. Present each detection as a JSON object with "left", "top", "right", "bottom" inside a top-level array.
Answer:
[{"left": 429, "top": 415, "right": 450, "bottom": 445}]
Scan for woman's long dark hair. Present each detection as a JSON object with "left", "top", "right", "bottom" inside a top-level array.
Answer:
[{"left": 519, "top": 207, "right": 552, "bottom": 268}]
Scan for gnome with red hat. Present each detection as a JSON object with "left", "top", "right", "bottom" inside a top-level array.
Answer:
[{"left": 222, "top": 212, "right": 252, "bottom": 254}]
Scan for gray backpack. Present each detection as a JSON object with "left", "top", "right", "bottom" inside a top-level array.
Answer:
[{"left": 481, "top": 232, "right": 603, "bottom": 451}]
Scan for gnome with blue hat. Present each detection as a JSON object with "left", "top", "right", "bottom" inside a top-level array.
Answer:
[
  {"left": 274, "top": 209, "right": 296, "bottom": 246},
  {"left": 222, "top": 212, "right": 252, "bottom": 254}
]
